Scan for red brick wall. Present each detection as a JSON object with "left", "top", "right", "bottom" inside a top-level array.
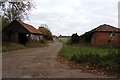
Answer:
[
  {"left": 93, "top": 32, "right": 120, "bottom": 46},
  {"left": 114, "top": 33, "right": 120, "bottom": 45}
]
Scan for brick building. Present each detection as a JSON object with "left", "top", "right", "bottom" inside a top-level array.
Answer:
[{"left": 80, "top": 24, "right": 120, "bottom": 46}]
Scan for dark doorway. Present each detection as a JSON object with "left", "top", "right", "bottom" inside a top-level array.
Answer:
[
  {"left": 18, "top": 33, "right": 28, "bottom": 45},
  {"left": 84, "top": 34, "right": 93, "bottom": 43}
]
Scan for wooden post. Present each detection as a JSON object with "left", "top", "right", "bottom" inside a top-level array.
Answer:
[{"left": 108, "top": 30, "right": 115, "bottom": 54}]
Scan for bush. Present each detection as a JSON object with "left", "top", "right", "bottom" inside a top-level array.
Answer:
[
  {"left": 71, "top": 53, "right": 102, "bottom": 65},
  {"left": 103, "top": 52, "right": 120, "bottom": 72},
  {"left": 71, "top": 33, "right": 79, "bottom": 44},
  {"left": 71, "top": 52, "right": 120, "bottom": 72},
  {"left": 38, "top": 27, "right": 53, "bottom": 40}
]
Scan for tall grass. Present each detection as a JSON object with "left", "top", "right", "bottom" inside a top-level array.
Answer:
[
  {"left": 58, "top": 38, "right": 120, "bottom": 72},
  {"left": 2, "top": 42, "right": 26, "bottom": 52},
  {"left": 2, "top": 40, "right": 53, "bottom": 52},
  {"left": 59, "top": 38, "right": 118, "bottom": 59}
]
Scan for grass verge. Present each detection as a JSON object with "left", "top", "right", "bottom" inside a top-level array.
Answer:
[
  {"left": 2, "top": 42, "right": 26, "bottom": 52},
  {"left": 58, "top": 38, "right": 119, "bottom": 74},
  {"left": 2, "top": 40, "right": 54, "bottom": 52}
]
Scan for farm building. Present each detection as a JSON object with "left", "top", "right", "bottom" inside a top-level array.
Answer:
[
  {"left": 80, "top": 24, "right": 120, "bottom": 46},
  {"left": 2, "top": 20, "right": 43, "bottom": 44}
]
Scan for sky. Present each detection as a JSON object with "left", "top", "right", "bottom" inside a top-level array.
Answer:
[{"left": 24, "top": 0, "right": 119, "bottom": 36}]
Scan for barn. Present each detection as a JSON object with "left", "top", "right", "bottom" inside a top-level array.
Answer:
[
  {"left": 2, "top": 20, "right": 43, "bottom": 45},
  {"left": 80, "top": 24, "right": 120, "bottom": 46}
]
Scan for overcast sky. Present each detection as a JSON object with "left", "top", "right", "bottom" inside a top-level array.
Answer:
[{"left": 24, "top": 0, "right": 119, "bottom": 36}]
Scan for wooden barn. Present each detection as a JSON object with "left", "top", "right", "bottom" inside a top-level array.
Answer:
[
  {"left": 3, "top": 20, "right": 43, "bottom": 44},
  {"left": 80, "top": 24, "right": 120, "bottom": 46}
]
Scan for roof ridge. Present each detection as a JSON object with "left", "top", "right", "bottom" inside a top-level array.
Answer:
[
  {"left": 94, "top": 24, "right": 120, "bottom": 31},
  {"left": 16, "top": 20, "right": 43, "bottom": 34}
]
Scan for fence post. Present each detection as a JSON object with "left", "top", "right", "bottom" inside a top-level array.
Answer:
[{"left": 108, "top": 30, "right": 115, "bottom": 54}]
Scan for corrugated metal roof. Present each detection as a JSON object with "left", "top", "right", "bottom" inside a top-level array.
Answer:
[{"left": 17, "top": 20, "right": 43, "bottom": 34}]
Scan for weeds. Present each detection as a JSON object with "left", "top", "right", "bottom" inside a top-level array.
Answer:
[
  {"left": 2, "top": 40, "right": 53, "bottom": 52},
  {"left": 2, "top": 42, "right": 26, "bottom": 52},
  {"left": 58, "top": 38, "right": 120, "bottom": 72}
]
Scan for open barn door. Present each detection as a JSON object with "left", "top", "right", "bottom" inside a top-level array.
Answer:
[{"left": 18, "top": 33, "right": 28, "bottom": 45}]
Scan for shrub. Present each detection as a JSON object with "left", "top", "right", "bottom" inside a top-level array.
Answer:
[
  {"left": 38, "top": 27, "right": 53, "bottom": 40},
  {"left": 71, "top": 33, "right": 79, "bottom": 44},
  {"left": 71, "top": 53, "right": 102, "bottom": 65},
  {"left": 70, "top": 52, "right": 120, "bottom": 72},
  {"left": 103, "top": 52, "right": 120, "bottom": 72}
]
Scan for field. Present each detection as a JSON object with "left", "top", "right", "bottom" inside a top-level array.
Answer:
[{"left": 58, "top": 38, "right": 120, "bottom": 72}]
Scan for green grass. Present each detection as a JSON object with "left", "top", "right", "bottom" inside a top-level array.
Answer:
[
  {"left": 59, "top": 38, "right": 118, "bottom": 59},
  {"left": 2, "top": 42, "right": 26, "bottom": 52},
  {"left": 58, "top": 38, "right": 120, "bottom": 72},
  {"left": 2, "top": 40, "right": 54, "bottom": 52}
]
